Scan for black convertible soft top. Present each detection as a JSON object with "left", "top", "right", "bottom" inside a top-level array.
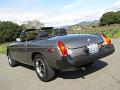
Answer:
[
  {"left": 24, "top": 27, "right": 54, "bottom": 32},
  {"left": 23, "top": 27, "right": 67, "bottom": 36}
]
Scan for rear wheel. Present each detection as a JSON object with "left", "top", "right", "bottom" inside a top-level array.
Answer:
[
  {"left": 8, "top": 51, "right": 18, "bottom": 67},
  {"left": 34, "top": 54, "right": 55, "bottom": 82}
]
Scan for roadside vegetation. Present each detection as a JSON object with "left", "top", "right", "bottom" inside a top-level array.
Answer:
[
  {"left": 0, "top": 20, "right": 44, "bottom": 54},
  {"left": 68, "top": 24, "right": 120, "bottom": 38},
  {"left": 0, "top": 21, "right": 22, "bottom": 54},
  {"left": 0, "top": 43, "right": 8, "bottom": 54},
  {"left": 68, "top": 11, "right": 120, "bottom": 38}
]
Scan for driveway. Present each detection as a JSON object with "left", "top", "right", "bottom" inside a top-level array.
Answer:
[{"left": 0, "top": 38, "right": 120, "bottom": 90}]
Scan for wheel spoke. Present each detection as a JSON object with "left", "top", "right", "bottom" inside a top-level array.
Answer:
[
  {"left": 36, "top": 59, "right": 46, "bottom": 78},
  {"left": 8, "top": 55, "right": 12, "bottom": 64}
]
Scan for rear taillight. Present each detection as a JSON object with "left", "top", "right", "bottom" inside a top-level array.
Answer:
[
  {"left": 102, "top": 34, "right": 111, "bottom": 45},
  {"left": 57, "top": 41, "right": 68, "bottom": 56}
]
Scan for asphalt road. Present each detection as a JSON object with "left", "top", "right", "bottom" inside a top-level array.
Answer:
[{"left": 0, "top": 38, "right": 120, "bottom": 90}]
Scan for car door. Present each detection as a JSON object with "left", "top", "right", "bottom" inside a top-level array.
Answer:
[
  {"left": 12, "top": 40, "right": 27, "bottom": 64},
  {"left": 12, "top": 31, "right": 28, "bottom": 64},
  {"left": 13, "top": 29, "right": 39, "bottom": 64},
  {"left": 19, "top": 30, "right": 38, "bottom": 64}
]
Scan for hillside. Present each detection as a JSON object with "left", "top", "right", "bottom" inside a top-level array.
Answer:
[
  {"left": 67, "top": 24, "right": 120, "bottom": 38},
  {"left": 78, "top": 20, "right": 99, "bottom": 25}
]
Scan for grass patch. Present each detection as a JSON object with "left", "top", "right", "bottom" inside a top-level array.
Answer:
[
  {"left": 0, "top": 43, "right": 9, "bottom": 54},
  {"left": 0, "top": 47, "right": 7, "bottom": 54},
  {"left": 113, "top": 29, "right": 120, "bottom": 38}
]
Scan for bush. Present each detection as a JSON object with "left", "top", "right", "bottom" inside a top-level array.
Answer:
[
  {"left": 0, "top": 21, "right": 22, "bottom": 42},
  {"left": 100, "top": 11, "right": 120, "bottom": 26}
]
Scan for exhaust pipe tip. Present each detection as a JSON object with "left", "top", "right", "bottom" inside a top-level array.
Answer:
[{"left": 81, "top": 67, "right": 86, "bottom": 71}]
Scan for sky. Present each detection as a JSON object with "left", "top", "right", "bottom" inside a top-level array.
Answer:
[{"left": 0, "top": 0, "right": 120, "bottom": 26}]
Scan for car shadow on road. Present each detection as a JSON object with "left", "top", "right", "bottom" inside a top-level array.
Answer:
[
  {"left": 19, "top": 63, "right": 35, "bottom": 71},
  {"left": 19, "top": 60, "right": 108, "bottom": 80},
  {"left": 56, "top": 60, "right": 108, "bottom": 79}
]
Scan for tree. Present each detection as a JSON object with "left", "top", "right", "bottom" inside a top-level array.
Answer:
[
  {"left": 22, "top": 20, "right": 44, "bottom": 29},
  {"left": 0, "top": 21, "right": 22, "bottom": 42},
  {"left": 100, "top": 11, "right": 120, "bottom": 26}
]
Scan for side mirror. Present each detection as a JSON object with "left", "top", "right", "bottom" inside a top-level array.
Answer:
[{"left": 16, "top": 38, "right": 21, "bottom": 42}]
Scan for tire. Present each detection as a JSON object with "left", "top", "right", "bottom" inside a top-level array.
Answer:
[
  {"left": 34, "top": 54, "right": 55, "bottom": 82},
  {"left": 7, "top": 51, "right": 18, "bottom": 67}
]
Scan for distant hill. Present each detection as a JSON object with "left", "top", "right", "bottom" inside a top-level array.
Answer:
[
  {"left": 77, "top": 20, "right": 99, "bottom": 25},
  {"left": 59, "top": 20, "right": 99, "bottom": 29}
]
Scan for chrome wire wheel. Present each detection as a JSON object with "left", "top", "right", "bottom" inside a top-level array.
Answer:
[
  {"left": 7, "top": 52, "right": 18, "bottom": 67},
  {"left": 36, "top": 59, "right": 46, "bottom": 78},
  {"left": 8, "top": 54, "right": 12, "bottom": 65},
  {"left": 34, "top": 55, "right": 55, "bottom": 82}
]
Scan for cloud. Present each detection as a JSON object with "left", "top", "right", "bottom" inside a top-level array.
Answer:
[
  {"left": 99, "top": 0, "right": 120, "bottom": 16},
  {"left": 0, "top": 8, "right": 102, "bottom": 26},
  {"left": 0, "top": 8, "right": 47, "bottom": 24},
  {"left": 45, "top": 11, "right": 102, "bottom": 26},
  {"left": 59, "top": 0, "right": 101, "bottom": 11},
  {"left": 49, "top": 0, "right": 120, "bottom": 26},
  {"left": 60, "top": 1, "right": 80, "bottom": 11},
  {"left": 0, "top": 0, "right": 120, "bottom": 27},
  {"left": 107, "top": 0, "right": 120, "bottom": 11}
]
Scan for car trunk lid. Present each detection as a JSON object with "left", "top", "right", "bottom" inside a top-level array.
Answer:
[{"left": 48, "top": 34, "right": 103, "bottom": 49}]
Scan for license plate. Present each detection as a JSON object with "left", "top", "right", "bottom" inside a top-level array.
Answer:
[{"left": 87, "top": 44, "right": 99, "bottom": 54}]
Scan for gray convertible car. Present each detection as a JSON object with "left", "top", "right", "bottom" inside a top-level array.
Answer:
[{"left": 7, "top": 27, "right": 115, "bottom": 82}]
